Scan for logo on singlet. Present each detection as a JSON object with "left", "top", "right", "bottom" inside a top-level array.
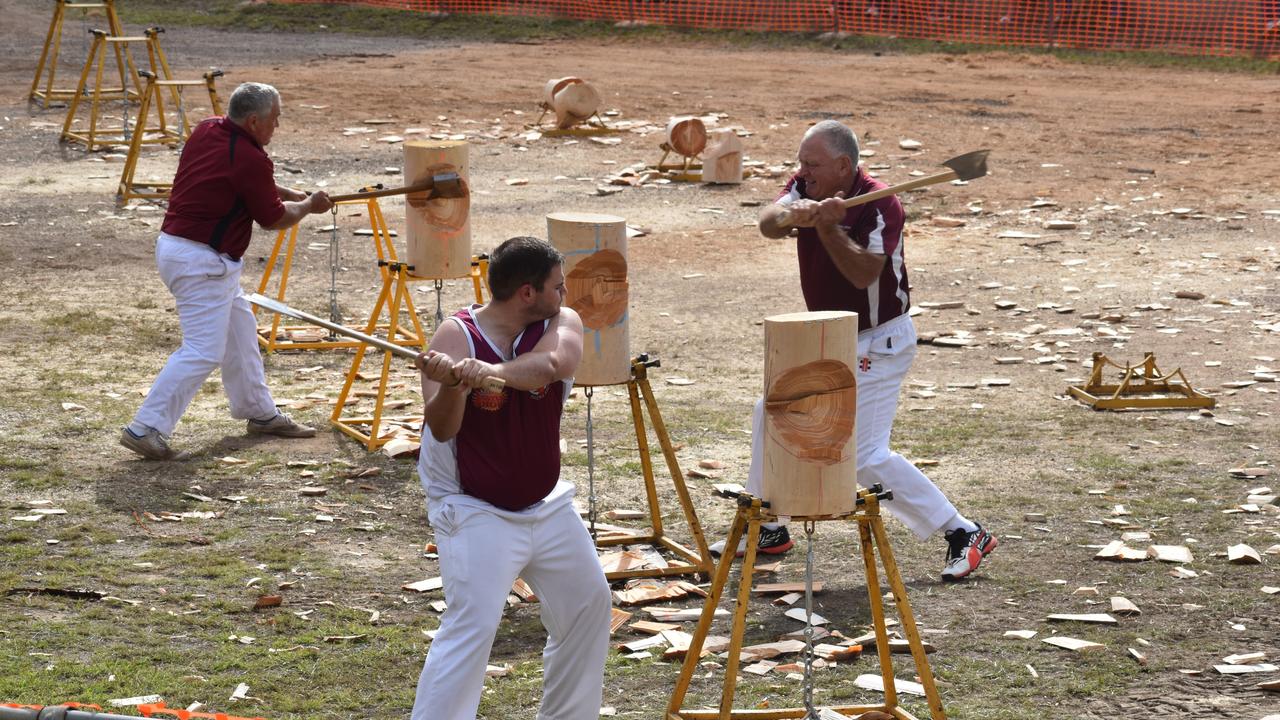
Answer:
[
  {"left": 471, "top": 388, "right": 508, "bottom": 412},
  {"left": 528, "top": 384, "right": 549, "bottom": 400}
]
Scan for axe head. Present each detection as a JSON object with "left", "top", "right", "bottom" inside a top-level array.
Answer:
[
  {"left": 941, "top": 149, "right": 990, "bottom": 182},
  {"left": 427, "top": 171, "right": 465, "bottom": 199}
]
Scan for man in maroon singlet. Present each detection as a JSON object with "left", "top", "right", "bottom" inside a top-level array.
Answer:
[{"left": 409, "top": 237, "right": 611, "bottom": 720}]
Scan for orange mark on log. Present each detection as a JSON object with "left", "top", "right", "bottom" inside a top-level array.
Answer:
[
  {"left": 765, "top": 359, "right": 856, "bottom": 464},
  {"left": 566, "top": 248, "right": 629, "bottom": 330},
  {"left": 408, "top": 162, "right": 469, "bottom": 231}
]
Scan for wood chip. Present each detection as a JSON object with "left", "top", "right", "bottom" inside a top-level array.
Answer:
[
  {"left": 754, "top": 581, "right": 824, "bottom": 595},
  {"left": 1223, "top": 652, "right": 1267, "bottom": 665},
  {"left": 1227, "top": 543, "right": 1262, "bottom": 564},
  {"left": 1047, "top": 613, "right": 1118, "bottom": 625},
  {"left": 1004, "top": 630, "right": 1038, "bottom": 640},
  {"left": 1149, "top": 544, "right": 1194, "bottom": 563},
  {"left": 1110, "top": 597, "right": 1141, "bottom": 616},
  {"left": 853, "top": 673, "right": 925, "bottom": 697},
  {"left": 1042, "top": 636, "right": 1105, "bottom": 653},
  {"left": 1215, "top": 663, "right": 1278, "bottom": 674},
  {"left": 402, "top": 577, "right": 443, "bottom": 593}
]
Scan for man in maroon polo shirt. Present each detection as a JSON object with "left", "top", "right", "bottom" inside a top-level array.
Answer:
[
  {"left": 747, "top": 120, "right": 997, "bottom": 581},
  {"left": 409, "top": 237, "right": 610, "bottom": 720},
  {"left": 121, "top": 82, "right": 334, "bottom": 461}
]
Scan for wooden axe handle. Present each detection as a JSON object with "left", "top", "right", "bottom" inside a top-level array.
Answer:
[
  {"left": 246, "top": 293, "right": 503, "bottom": 392},
  {"left": 328, "top": 179, "right": 434, "bottom": 203},
  {"left": 775, "top": 168, "right": 959, "bottom": 228}
]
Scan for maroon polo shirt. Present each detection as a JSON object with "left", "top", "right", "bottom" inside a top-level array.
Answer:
[
  {"left": 777, "top": 168, "right": 911, "bottom": 332},
  {"left": 452, "top": 307, "right": 564, "bottom": 511},
  {"left": 161, "top": 117, "right": 286, "bottom": 260}
]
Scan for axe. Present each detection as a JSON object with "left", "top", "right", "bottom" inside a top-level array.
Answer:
[
  {"left": 327, "top": 171, "right": 466, "bottom": 203},
  {"left": 776, "top": 149, "right": 990, "bottom": 227},
  {"left": 247, "top": 293, "right": 504, "bottom": 393}
]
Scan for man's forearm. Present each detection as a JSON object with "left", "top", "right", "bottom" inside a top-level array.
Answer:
[
  {"left": 816, "top": 224, "right": 884, "bottom": 289},
  {"left": 424, "top": 384, "right": 468, "bottom": 441}
]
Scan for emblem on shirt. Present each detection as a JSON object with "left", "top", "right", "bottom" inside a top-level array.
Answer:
[
  {"left": 471, "top": 388, "right": 508, "bottom": 412},
  {"left": 859, "top": 357, "right": 872, "bottom": 373},
  {"left": 528, "top": 384, "right": 549, "bottom": 400}
]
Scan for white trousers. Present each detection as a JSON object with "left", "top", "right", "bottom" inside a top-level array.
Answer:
[
  {"left": 132, "top": 233, "right": 276, "bottom": 436},
  {"left": 747, "top": 314, "right": 957, "bottom": 540},
  {"left": 411, "top": 486, "right": 612, "bottom": 720}
]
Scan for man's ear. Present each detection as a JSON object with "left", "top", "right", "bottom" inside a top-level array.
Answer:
[{"left": 517, "top": 282, "right": 536, "bottom": 303}]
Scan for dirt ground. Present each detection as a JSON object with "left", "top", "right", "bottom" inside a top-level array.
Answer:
[{"left": 1, "top": 1, "right": 1277, "bottom": 719}]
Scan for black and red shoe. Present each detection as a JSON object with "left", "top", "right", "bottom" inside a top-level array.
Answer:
[{"left": 941, "top": 525, "right": 997, "bottom": 581}]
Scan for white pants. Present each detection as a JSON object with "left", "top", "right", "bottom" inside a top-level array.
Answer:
[
  {"left": 411, "top": 486, "right": 612, "bottom": 720},
  {"left": 132, "top": 233, "right": 276, "bottom": 436},
  {"left": 747, "top": 314, "right": 957, "bottom": 540}
]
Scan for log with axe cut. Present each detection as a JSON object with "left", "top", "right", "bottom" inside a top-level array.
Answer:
[
  {"left": 775, "top": 149, "right": 990, "bottom": 227},
  {"left": 326, "top": 170, "right": 466, "bottom": 203},
  {"left": 246, "top": 293, "right": 504, "bottom": 393}
]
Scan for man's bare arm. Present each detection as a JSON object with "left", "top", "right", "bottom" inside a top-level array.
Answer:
[
  {"left": 419, "top": 320, "right": 471, "bottom": 442},
  {"left": 460, "top": 308, "right": 584, "bottom": 392}
]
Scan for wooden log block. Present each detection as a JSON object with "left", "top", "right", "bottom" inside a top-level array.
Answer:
[
  {"left": 664, "top": 116, "right": 707, "bottom": 158},
  {"left": 549, "top": 78, "right": 600, "bottom": 129},
  {"left": 762, "top": 311, "right": 859, "bottom": 517},
  {"left": 546, "top": 211, "right": 630, "bottom": 386},
  {"left": 701, "top": 128, "right": 743, "bottom": 184},
  {"left": 543, "top": 76, "right": 582, "bottom": 107},
  {"left": 404, "top": 140, "right": 470, "bottom": 279}
]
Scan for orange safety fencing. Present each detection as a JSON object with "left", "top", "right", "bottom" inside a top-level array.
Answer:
[{"left": 277, "top": 0, "right": 1280, "bottom": 59}]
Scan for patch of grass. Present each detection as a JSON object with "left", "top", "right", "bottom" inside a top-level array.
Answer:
[{"left": 119, "top": 1, "right": 1280, "bottom": 75}]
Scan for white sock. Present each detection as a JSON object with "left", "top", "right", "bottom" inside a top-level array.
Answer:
[
  {"left": 762, "top": 521, "right": 782, "bottom": 531},
  {"left": 946, "top": 513, "right": 979, "bottom": 534}
]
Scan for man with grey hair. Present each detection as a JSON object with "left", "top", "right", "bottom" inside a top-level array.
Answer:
[
  {"left": 121, "top": 82, "right": 334, "bottom": 461},
  {"left": 741, "top": 120, "right": 997, "bottom": 581}
]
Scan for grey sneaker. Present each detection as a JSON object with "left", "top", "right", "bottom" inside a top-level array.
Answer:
[
  {"left": 247, "top": 412, "right": 316, "bottom": 438},
  {"left": 120, "top": 427, "right": 190, "bottom": 461}
]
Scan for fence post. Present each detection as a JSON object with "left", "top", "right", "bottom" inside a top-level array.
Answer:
[
  {"left": 1048, "top": 0, "right": 1058, "bottom": 47},
  {"left": 832, "top": 0, "right": 841, "bottom": 34}
]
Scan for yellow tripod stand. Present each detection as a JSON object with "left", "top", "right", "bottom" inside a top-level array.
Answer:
[
  {"left": 666, "top": 489, "right": 947, "bottom": 720},
  {"left": 585, "top": 355, "right": 714, "bottom": 582},
  {"left": 29, "top": 0, "right": 129, "bottom": 107}
]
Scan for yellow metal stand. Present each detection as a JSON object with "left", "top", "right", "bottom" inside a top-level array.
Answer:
[
  {"left": 530, "top": 107, "right": 620, "bottom": 137},
  {"left": 328, "top": 260, "right": 488, "bottom": 451},
  {"left": 29, "top": 0, "right": 129, "bottom": 107},
  {"left": 59, "top": 26, "right": 175, "bottom": 151},
  {"left": 589, "top": 356, "right": 714, "bottom": 582},
  {"left": 653, "top": 144, "right": 704, "bottom": 182},
  {"left": 1068, "top": 351, "right": 1216, "bottom": 411},
  {"left": 667, "top": 490, "right": 947, "bottom": 720},
  {"left": 116, "top": 68, "right": 224, "bottom": 204}
]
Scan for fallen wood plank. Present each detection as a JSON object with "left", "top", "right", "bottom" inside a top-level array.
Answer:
[
  {"left": 1042, "top": 636, "right": 1106, "bottom": 653},
  {"left": 1046, "top": 613, "right": 1118, "bottom": 625}
]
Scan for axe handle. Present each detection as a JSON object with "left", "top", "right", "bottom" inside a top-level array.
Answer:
[
  {"left": 328, "top": 179, "right": 434, "bottom": 203},
  {"left": 247, "top": 293, "right": 504, "bottom": 392},
  {"left": 775, "top": 168, "right": 959, "bottom": 227}
]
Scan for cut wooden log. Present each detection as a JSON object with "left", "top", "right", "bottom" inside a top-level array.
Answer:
[
  {"left": 543, "top": 76, "right": 582, "bottom": 107},
  {"left": 547, "top": 211, "right": 629, "bottom": 385},
  {"left": 762, "top": 311, "right": 859, "bottom": 516},
  {"left": 701, "top": 128, "right": 743, "bottom": 184},
  {"left": 664, "top": 116, "right": 707, "bottom": 158},
  {"left": 404, "top": 140, "right": 470, "bottom": 279},
  {"left": 550, "top": 79, "right": 601, "bottom": 129}
]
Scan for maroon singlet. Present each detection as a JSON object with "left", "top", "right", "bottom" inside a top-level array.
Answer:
[{"left": 452, "top": 307, "right": 565, "bottom": 511}]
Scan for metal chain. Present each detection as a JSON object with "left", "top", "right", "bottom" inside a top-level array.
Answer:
[
  {"left": 328, "top": 205, "right": 341, "bottom": 324},
  {"left": 802, "top": 519, "right": 818, "bottom": 719},
  {"left": 584, "top": 385, "right": 597, "bottom": 540},
  {"left": 433, "top": 279, "right": 445, "bottom": 327}
]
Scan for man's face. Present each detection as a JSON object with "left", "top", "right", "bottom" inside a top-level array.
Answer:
[
  {"left": 245, "top": 101, "right": 281, "bottom": 146},
  {"left": 529, "top": 264, "right": 567, "bottom": 320},
  {"left": 795, "top": 134, "right": 853, "bottom": 201}
]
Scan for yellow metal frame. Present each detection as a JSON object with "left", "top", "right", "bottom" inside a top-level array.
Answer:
[
  {"left": 328, "top": 260, "right": 488, "bottom": 451},
  {"left": 666, "top": 490, "right": 947, "bottom": 720},
  {"left": 1068, "top": 351, "right": 1216, "bottom": 411},
  {"left": 29, "top": 0, "right": 129, "bottom": 107},
  {"left": 116, "top": 68, "right": 224, "bottom": 205},
  {"left": 653, "top": 144, "right": 704, "bottom": 182},
  {"left": 60, "top": 27, "right": 174, "bottom": 151},
  {"left": 256, "top": 196, "right": 421, "bottom": 353},
  {"left": 529, "top": 107, "right": 621, "bottom": 136},
  {"left": 588, "top": 357, "right": 714, "bottom": 582}
]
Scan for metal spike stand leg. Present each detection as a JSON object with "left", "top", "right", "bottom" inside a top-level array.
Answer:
[
  {"left": 433, "top": 279, "right": 444, "bottom": 327},
  {"left": 585, "top": 385, "right": 597, "bottom": 540},
  {"left": 801, "top": 520, "right": 818, "bottom": 720},
  {"left": 328, "top": 205, "right": 341, "bottom": 326}
]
